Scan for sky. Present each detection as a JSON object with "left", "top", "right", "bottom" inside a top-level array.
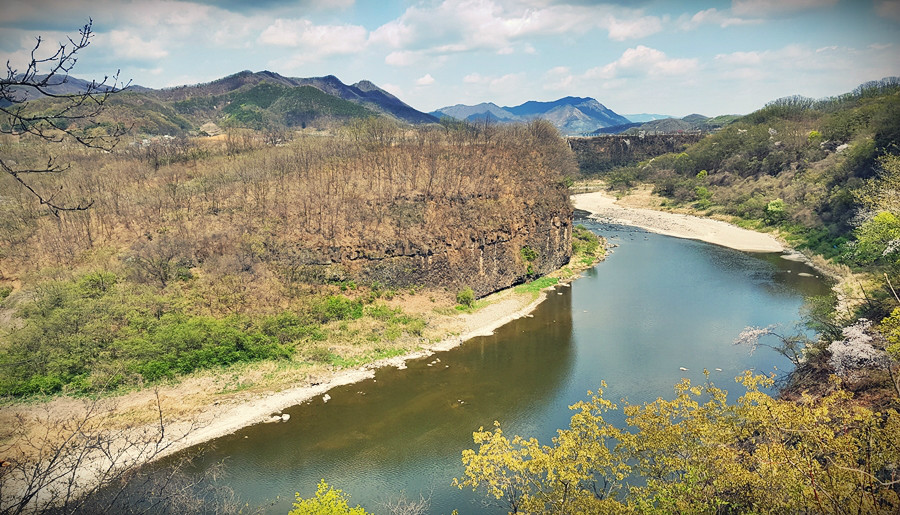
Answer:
[{"left": 1, "top": 0, "right": 899, "bottom": 117}]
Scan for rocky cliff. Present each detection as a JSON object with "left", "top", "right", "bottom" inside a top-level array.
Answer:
[
  {"left": 269, "top": 193, "right": 572, "bottom": 298},
  {"left": 352, "top": 198, "right": 571, "bottom": 297}
]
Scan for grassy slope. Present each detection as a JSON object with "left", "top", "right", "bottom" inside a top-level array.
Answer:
[{"left": 587, "top": 79, "right": 900, "bottom": 400}]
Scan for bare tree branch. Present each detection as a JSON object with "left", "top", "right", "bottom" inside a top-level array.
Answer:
[{"left": 0, "top": 19, "right": 130, "bottom": 216}]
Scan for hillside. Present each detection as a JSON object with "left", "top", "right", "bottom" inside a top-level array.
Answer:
[
  {"left": 0, "top": 118, "right": 575, "bottom": 397},
  {"left": 155, "top": 70, "right": 437, "bottom": 125},
  {"left": 582, "top": 76, "right": 900, "bottom": 401},
  {"left": 431, "top": 96, "right": 630, "bottom": 135},
  {"left": 591, "top": 113, "right": 743, "bottom": 135},
  {"left": 8, "top": 71, "right": 437, "bottom": 135}
]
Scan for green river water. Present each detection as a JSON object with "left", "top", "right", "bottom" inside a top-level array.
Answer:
[{"left": 165, "top": 216, "right": 830, "bottom": 513}]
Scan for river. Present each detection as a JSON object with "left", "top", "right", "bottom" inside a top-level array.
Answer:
[{"left": 166, "top": 216, "right": 830, "bottom": 513}]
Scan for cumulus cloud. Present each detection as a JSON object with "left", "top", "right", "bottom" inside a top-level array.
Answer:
[
  {"left": 731, "top": 0, "right": 838, "bottom": 17},
  {"left": 415, "top": 73, "right": 436, "bottom": 86},
  {"left": 603, "top": 14, "right": 663, "bottom": 41},
  {"left": 590, "top": 45, "right": 699, "bottom": 79},
  {"left": 258, "top": 18, "right": 367, "bottom": 55},
  {"left": 539, "top": 46, "right": 698, "bottom": 101}
]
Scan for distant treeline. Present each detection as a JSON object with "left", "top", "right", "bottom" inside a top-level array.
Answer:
[{"left": 569, "top": 133, "right": 704, "bottom": 175}]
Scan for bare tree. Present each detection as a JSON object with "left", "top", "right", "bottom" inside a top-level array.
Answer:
[
  {"left": 1, "top": 19, "right": 129, "bottom": 215},
  {"left": 0, "top": 390, "right": 222, "bottom": 515}
]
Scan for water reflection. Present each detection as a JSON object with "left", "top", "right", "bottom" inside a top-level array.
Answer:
[
  {"left": 169, "top": 283, "right": 574, "bottom": 513},
  {"left": 153, "top": 217, "right": 829, "bottom": 514}
]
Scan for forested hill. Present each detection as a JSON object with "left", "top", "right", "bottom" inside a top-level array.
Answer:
[
  {"left": 10, "top": 71, "right": 438, "bottom": 135},
  {"left": 588, "top": 77, "right": 900, "bottom": 260},
  {"left": 581, "top": 77, "right": 900, "bottom": 404},
  {"left": 0, "top": 117, "right": 575, "bottom": 397}
]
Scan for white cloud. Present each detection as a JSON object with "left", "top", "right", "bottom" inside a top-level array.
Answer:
[
  {"left": 369, "top": 0, "right": 662, "bottom": 60},
  {"left": 458, "top": 71, "right": 527, "bottom": 96},
  {"left": 104, "top": 30, "right": 169, "bottom": 60},
  {"left": 714, "top": 50, "right": 764, "bottom": 66},
  {"left": 731, "top": 0, "right": 838, "bottom": 17},
  {"left": 591, "top": 45, "right": 699, "bottom": 79},
  {"left": 415, "top": 73, "right": 435, "bottom": 86},
  {"left": 258, "top": 18, "right": 367, "bottom": 55},
  {"left": 708, "top": 43, "right": 900, "bottom": 106},
  {"left": 677, "top": 8, "right": 761, "bottom": 30},
  {"left": 876, "top": 0, "right": 900, "bottom": 22},
  {"left": 604, "top": 14, "right": 663, "bottom": 41},
  {"left": 384, "top": 50, "right": 419, "bottom": 66},
  {"left": 543, "top": 66, "right": 575, "bottom": 90}
]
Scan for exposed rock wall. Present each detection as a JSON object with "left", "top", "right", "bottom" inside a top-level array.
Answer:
[
  {"left": 356, "top": 205, "right": 572, "bottom": 297},
  {"left": 281, "top": 194, "right": 573, "bottom": 298}
]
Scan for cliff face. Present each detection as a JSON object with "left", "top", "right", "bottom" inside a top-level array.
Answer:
[
  {"left": 353, "top": 199, "right": 572, "bottom": 297},
  {"left": 278, "top": 193, "right": 573, "bottom": 298},
  {"left": 253, "top": 121, "right": 579, "bottom": 298}
]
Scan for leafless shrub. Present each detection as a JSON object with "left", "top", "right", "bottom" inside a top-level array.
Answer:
[
  {"left": 125, "top": 233, "right": 195, "bottom": 287},
  {"left": 0, "top": 391, "right": 226, "bottom": 515}
]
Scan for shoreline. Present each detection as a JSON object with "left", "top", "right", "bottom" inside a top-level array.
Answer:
[
  {"left": 168, "top": 191, "right": 795, "bottom": 455},
  {"left": 155, "top": 286, "right": 556, "bottom": 459},
  {"left": 572, "top": 190, "right": 784, "bottom": 253},
  {"left": 157, "top": 190, "right": 816, "bottom": 463}
]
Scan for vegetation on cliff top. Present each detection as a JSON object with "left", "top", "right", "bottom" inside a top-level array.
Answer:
[{"left": 0, "top": 117, "right": 575, "bottom": 397}]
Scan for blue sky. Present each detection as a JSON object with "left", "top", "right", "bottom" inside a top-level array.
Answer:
[{"left": 2, "top": 0, "right": 898, "bottom": 116}]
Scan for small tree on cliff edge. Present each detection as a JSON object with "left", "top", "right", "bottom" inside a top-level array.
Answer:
[{"left": 1, "top": 19, "right": 129, "bottom": 215}]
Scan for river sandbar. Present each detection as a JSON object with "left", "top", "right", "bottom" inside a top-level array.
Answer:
[{"left": 573, "top": 190, "right": 783, "bottom": 253}]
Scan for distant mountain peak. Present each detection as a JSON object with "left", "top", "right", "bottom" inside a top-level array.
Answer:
[{"left": 431, "top": 96, "right": 629, "bottom": 135}]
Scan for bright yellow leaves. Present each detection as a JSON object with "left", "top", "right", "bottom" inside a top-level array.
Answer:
[{"left": 457, "top": 373, "right": 900, "bottom": 514}]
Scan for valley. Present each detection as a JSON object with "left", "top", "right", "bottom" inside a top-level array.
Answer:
[{"left": 1, "top": 13, "right": 899, "bottom": 511}]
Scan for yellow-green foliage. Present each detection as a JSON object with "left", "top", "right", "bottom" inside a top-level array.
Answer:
[
  {"left": 457, "top": 373, "right": 900, "bottom": 514},
  {"left": 572, "top": 224, "right": 604, "bottom": 266},
  {"left": 289, "top": 480, "right": 370, "bottom": 515}
]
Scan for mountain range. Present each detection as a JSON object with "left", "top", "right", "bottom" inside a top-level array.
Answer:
[
  {"left": 152, "top": 70, "right": 438, "bottom": 125},
  {"left": 7, "top": 70, "right": 438, "bottom": 129},
  {"left": 430, "top": 96, "right": 631, "bottom": 135},
  {"left": 11, "top": 70, "right": 737, "bottom": 137}
]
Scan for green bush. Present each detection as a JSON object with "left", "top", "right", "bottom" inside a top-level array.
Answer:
[
  {"left": 572, "top": 225, "right": 600, "bottom": 256},
  {"left": 314, "top": 296, "right": 364, "bottom": 323},
  {"left": 0, "top": 273, "right": 294, "bottom": 396},
  {"left": 456, "top": 287, "right": 475, "bottom": 307},
  {"left": 764, "top": 198, "right": 786, "bottom": 225},
  {"left": 520, "top": 246, "right": 538, "bottom": 262}
]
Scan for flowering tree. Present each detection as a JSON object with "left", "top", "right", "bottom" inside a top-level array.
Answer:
[
  {"left": 733, "top": 324, "right": 811, "bottom": 367},
  {"left": 828, "top": 318, "right": 899, "bottom": 397}
]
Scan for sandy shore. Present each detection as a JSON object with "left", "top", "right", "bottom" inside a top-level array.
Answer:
[
  {"left": 573, "top": 190, "right": 783, "bottom": 253},
  {"left": 154, "top": 287, "right": 555, "bottom": 459}
]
